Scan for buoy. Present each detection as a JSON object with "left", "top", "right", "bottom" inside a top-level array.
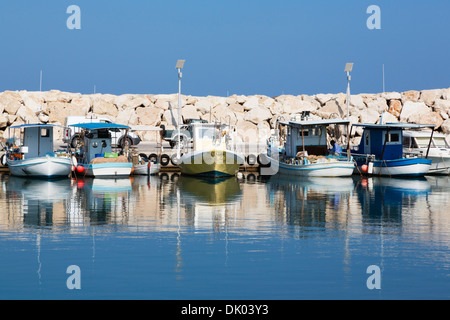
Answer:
[
  {"left": 361, "top": 164, "right": 368, "bottom": 173},
  {"left": 76, "top": 165, "right": 85, "bottom": 173}
]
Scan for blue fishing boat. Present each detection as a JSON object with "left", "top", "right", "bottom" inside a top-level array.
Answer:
[
  {"left": 70, "top": 123, "right": 133, "bottom": 178},
  {"left": 265, "top": 117, "right": 355, "bottom": 177},
  {"left": 347, "top": 123, "right": 434, "bottom": 176}
]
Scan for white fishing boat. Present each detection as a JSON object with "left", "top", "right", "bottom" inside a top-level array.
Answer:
[
  {"left": 70, "top": 123, "right": 133, "bottom": 178},
  {"left": 128, "top": 125, "right": 162, "bottom": 176},
  {"left": 265, "top": 117, "right": 355, "bottom": 177},
  {"left": 133, "top": 160, "right": 161, "bottom": 175},
  {"left": 178, "top": 122, "right": 245, "bottom": 177},
  {"left": 403, "top": 130, "right": 450, "bottom": 175},
  {"left": 3, "top": 124, "right": 73, "bottom": 178}
]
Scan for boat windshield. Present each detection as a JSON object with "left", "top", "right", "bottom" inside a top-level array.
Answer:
[
  {"left": 414, "top": 136, "right": 431, "bottom": 148},
  {"left": 433, "top": 137, "right": 449, "bottom": 148}
]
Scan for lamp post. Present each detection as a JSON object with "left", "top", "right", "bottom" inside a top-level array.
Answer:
[
  {"left": 175, "top": 60, "right": 185, "bottom": 159},
  {"left": 344, "top": 63, "right": 353, "bottom": 120}
]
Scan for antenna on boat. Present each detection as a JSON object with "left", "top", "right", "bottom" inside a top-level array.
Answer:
[
  {"left": 175, "top": 59, "right": 185, "bottom": 159},
  {"left": 382, "top": 64, "right": 385, "bottom": 93},
  {"left": 39, "top": 70, "right": 43, "bottom": 91},
  {"left": 344, "top": 63, "right": 353, "bottom": 120}
]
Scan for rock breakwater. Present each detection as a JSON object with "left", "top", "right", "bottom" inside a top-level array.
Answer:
[{"left": 1, "top": 88, "right": 450, "bottom": 144}]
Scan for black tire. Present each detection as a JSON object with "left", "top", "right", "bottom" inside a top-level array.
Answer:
[
  {"left": 169, "top": 141, "right": 176, "bottom": 149},
  {"left": 148, "top": 153, "right": 159, "bottom": 163},
  {"left": 257, "top": 153, "right": 270, "bottom": 166},
  {"left": 171, "top": 153, "right": 182, "bottom": 165},
  {"left": 139, "top": 153, "right": 148, "bottom": 160},
  {"left": 0, "top": 154, "right": 6, "bottom": 166},
  {"left": 160, "top": 154, "right": 170, "bottom": 166},
  {"left": 71, "top": 135, "right": 82, "bottom": 148},
  {"left": 246, "top": 154, "right": 257, "bottom": 166},
  {"left": 120, "top": 137, "right": 133, "bottom": 148}
]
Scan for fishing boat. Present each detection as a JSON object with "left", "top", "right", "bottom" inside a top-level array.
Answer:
[
  {"left": 178, "top": 122, "right": 245, "bottom": 177},
  {"left": 264, "top": 117, "right": 355, "bottom": 177},
  {"left": 70, "top": 123, "right": 133, "bottom": 178},
  {"left": 132, "top": 158, "right": 161, "bottom": 175},
  {"left": 3, "top": 124, "right": 73, "bottom": 178},
  {"left": 128, "top": 125, "right": 162, "bottom": 176},
  {"left": 403, "top": 129, "right": 450, "bottom": 175},
  {"left": 347, "top": 123, "right": 434, "bottom": 176}
]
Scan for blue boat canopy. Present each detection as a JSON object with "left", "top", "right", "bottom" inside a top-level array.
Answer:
[
  {"left": 9, "top": 123, "right": 66, "bottom": 129},
  {"left": 352, "top": 122, "right": 435, "bottom": 130},
  {"left": 279, "top": 119, "right": 351, "bottom": 127},
  {"left": 69, "top": 122, "right": 130, "bottom": 130}
]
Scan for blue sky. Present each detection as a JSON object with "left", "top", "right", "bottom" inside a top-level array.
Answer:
[{"left": 0, "top": 0, "right": 449, "bottom": 97}]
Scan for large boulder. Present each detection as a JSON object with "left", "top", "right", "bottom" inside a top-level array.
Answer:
[
  {"left": 401, "top": 90, "right": 421, "bottom": 104},
  {"left": 244, "top": 105, "right": 272, "bottom": 125},
  {"left": 136, "top": 106, "right": 163, "bottom": 126},
  {"left": 359, "top": 108, "right": 380, "bottom": 124},
  {"left": 367, "top": 97, "right": 388, "bottom": 113},
  {"left": 388, "top": 100, "right": 402, "bottom": 118},
  {"left": 441, "top": 119, "right": 450, "bottom": 134},
  {"left": 92, "top": 99, "right": 118, "bottom": 118},
  {"left": 0, "top": 91, "right": 22, "bottom": 114},
  {"left": 420, "top": 89, "right": 442, "bottom": 107},
  {"left": 400, "top": 101, "right": 429, "bottom": 122}
]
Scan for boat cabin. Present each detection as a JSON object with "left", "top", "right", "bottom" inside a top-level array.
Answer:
[
  {"left": 191, "top": 122, "right": 234, "bottom": 151},
  {"left": 7, "top": 124, "right": 61, "bottom": 159},
  {"left": 352, "top": 123, "right": 435, "bottom": 160},
  {"left": 278, "top": 119, "right": 350, "bottom": 158},
  {"left": 70, "top": 122, "right": 131, "bottom": 163}
]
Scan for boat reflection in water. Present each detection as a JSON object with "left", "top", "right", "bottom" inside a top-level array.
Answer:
[
  {"left": 5, "top": 176, "right": 73, "bottom": 228},
  {"left": 178, "top": 175, "right": 242, "bottom": 231},
  {"left": 264, "top": 176, "right": 356, "bottom": 233},
  {"left": 74, "top": 177, "right": 133, "bottom": 226}
]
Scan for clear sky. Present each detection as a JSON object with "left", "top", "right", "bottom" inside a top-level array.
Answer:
[{"left": 0, "top": 0, "right": 449, "bottom": 97}]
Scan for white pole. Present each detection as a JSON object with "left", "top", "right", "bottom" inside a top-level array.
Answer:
[
  {"left": 346, "top": 71, "right": 351, "bottom": 120},
  {"left": 382, "top": 64, "right": 385, "bottom": 93},
  {"left": 40, "top": 70, "right": 42, "bottom": 91},
  {"left": 177, "top": 69, "right": 182, "bottom": 158}
]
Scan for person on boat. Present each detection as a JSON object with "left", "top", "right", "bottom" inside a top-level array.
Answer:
[{"left": 329, "top": 140, "right": 342, "bottom": 156}]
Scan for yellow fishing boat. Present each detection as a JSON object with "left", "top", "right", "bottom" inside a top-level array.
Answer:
[{"left": 178, "top": 122, "right": 245, "bottom": 177}]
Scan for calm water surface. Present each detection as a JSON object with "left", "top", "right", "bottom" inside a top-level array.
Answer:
[{"left": 0, "top": 172, "right": 449, "bottom": 300}]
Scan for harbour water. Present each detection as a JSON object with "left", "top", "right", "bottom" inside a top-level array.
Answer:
[{"left": 0, "top": 172, "right": 449, "bottom": 300}]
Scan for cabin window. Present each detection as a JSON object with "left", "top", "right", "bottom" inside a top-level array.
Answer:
[
  {"left": 365, "top": 133, "right": 370, "bottom": 145},
  {"left": 287, "top": 127, "right": 291, "bottom": 136},
  {"left": 41, "top": 128, "right": 50, "bottom": 137},
  {"left": 384, "top": 130, "right": 401, "bottom": 145},
  {"left": 403, "top": 136, "right": 411, "bottom": 148}
]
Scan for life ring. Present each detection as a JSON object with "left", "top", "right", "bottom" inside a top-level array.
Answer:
[{"left": 160, "top": 154, "right": 170, "bottom": 166}]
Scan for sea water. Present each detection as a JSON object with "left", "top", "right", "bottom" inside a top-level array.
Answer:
[{"left": 0, "top": 173, "right": 449, "bottom": 300}]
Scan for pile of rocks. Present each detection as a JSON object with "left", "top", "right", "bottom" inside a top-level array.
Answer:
[{"left": 1, "top": 88, "right": 449, "bottom": 144}]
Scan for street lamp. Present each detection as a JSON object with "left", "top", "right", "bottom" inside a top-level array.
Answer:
[
  {"left": 344, "top": 63, "right": 353, "bottom": 120},
  {"left": 175, "top": 59, "right": 185, "bottom": 159}
]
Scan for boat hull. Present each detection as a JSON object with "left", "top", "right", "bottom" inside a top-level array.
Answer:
[
  {"left": 133, "top": 162, "right": 161, "bottom": 175},
  {"left": 179, "top": 150, "right": 244, "bottom": 177},
  {"left": 268, "top": 157, "right": 355, "bottom": 177},
  {"left": 7, "top": 156, "right": 73, "bottom": 178},
  {"left": 78, "top": 162, "right": 133, "bottom": 178},
  {"left": 354, "top": 157, "right": 431, "bottom": 176}
]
